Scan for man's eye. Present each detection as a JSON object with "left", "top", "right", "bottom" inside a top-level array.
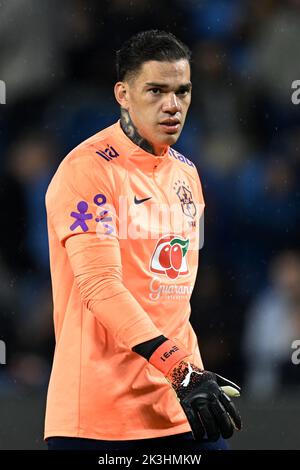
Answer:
[
  {"left": 176, "top": 89, "right": 189, "bottom": 96},
  {"left": 149, "top": 88, "right": 161, "bottom": 95}
]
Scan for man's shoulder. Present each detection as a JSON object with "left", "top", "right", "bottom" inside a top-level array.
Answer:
[
  {"left": 67, "top": 122, "right": 122, "bottom": 166},
  {"left": 169, "top": 147, "right": 199, "bottom": 179},
  {"left": 54, "top": 122, "right": 124, "bottom": 177},
  {"left": 46, "top": 123, "right": 123, "bottom": 205}
]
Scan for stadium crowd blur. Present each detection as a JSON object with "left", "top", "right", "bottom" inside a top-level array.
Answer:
[{"left": 0, "top": 0, "right": 300, "bottom": 400}]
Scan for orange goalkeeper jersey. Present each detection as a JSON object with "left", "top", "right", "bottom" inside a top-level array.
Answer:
[{"left": 44, "top": 121, "right": 205, "bottom": 440}]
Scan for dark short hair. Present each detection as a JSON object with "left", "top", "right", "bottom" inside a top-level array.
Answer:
[{"left": 116, "top": 30, "right": 191, "bottom": 81}]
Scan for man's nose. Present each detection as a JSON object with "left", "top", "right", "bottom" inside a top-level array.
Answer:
[{"left": 162, "top": 93, "right": 181, "bottom": 114}]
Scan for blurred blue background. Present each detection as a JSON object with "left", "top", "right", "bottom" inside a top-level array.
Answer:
[{"left": 0, "top": 0, "right": 300, "bottom": 449}]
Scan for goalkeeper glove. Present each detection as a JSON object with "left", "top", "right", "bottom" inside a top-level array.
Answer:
[{"left": 148, "top": 339, "right": 242, "bottom": 442}]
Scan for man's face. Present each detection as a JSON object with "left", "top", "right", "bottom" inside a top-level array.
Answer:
[{"left": 116, "top": 59, "right": 192, "bottom": 153}]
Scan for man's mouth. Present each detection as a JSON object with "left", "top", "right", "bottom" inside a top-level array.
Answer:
[{"left": 159, "top": 119, "right": 181, "bottom": 133}]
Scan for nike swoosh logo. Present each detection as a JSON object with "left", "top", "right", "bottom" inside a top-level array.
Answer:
[{"left": 134, "top": 196, "right": 152, "bottom": 205}]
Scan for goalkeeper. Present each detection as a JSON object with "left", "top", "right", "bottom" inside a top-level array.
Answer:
[{"left": 44, "top": 30, "right": 241, "bottom": 451}]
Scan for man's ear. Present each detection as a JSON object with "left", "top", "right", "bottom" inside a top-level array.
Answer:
[{"left": 114, "top": 82, "right": 130, "bottom": 110}]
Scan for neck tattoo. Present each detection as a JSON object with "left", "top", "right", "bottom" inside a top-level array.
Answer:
[{"left": 120, "top": 108, "right": 156, "bottom": 155}]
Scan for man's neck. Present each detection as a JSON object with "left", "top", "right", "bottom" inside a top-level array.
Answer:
[{"left": 120, "top": 108, "right": 165, "bottom": 156}]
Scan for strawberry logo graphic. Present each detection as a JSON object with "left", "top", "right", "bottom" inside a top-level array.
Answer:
[{"left": 150, "top": 235, "right": 189, "bottom": 279}]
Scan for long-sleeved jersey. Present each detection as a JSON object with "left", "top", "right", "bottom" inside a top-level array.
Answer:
[{"left": 44, "top": 121, "right": 205, "bottom": 440}]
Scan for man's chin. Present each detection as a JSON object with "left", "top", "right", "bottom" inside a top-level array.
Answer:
[{"left": 158, "top": 131, "right": 181, "bottom": 146}]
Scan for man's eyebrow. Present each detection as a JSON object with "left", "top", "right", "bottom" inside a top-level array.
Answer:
[{"left": 145, "top": 81, "right": 192, "bottom": 90}]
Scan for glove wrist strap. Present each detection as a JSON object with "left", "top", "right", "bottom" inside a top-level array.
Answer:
[{"left": 149, "top": 339, "right": 189, "bottom": 376}]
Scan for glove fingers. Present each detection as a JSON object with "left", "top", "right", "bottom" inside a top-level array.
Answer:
[
  {"left": 193, "top": 398, "right": 220, "bottom": 442},
  {"left": 209, "top": 398, "right": 234, "bottom": 439},
  {"left": 219, "top": 392, "right": 242, "bottom": 430},
  {"left": 182, "top": 402, "right": 206, "bottom": 441}
]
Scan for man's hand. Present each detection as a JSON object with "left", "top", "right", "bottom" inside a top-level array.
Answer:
[
  {"left": 167, "top": 360, "right": 242, "bottom": 441},
  {"left": 146, "top": 338, "right": 242, "bottom": 442}
]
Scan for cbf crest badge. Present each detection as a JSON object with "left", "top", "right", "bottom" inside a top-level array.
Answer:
[{"left": 173, "top": 180, "right": 197, "bottom": 218}]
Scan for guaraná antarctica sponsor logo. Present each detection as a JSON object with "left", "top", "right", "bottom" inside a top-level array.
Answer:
[
  {"left": 150, "top": 235, "right": 190, "bottom": 280},
  {"left": 149, "top": 235, "right": 193, "bottom": 301},
  {"left": 149, "top": 277, "right": 193, "bottom": 301}
]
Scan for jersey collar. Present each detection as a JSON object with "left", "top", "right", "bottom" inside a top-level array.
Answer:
[{"left": 113, "top": 120, "right": 171, "bottom": 171}]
